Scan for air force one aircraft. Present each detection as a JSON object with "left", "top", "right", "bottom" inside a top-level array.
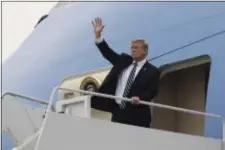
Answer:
[{"left": 2, "top": 2, "right": 225, "bottom": 150}]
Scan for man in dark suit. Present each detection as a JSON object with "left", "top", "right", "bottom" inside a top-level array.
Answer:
[{"left": 91, "top": 17, "right": 160, "bottom": 128}]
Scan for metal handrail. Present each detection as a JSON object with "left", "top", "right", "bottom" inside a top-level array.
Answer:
[
  {"left": 1, "top": 92, "right": 55, "bottom": 111},
  {"left": 1, "top": 92, "right": 55, "bottom": 149},
  {"left": 35, "top": 86, "right": 225, "bottom": 150},
  {"left": 55, "top": 87, "right": 223, "bottom": 119},
  {"left": 13, "top": 131, "right": 40, "bottom": 149}
]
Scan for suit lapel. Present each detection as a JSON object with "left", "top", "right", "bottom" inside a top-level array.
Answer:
[
  {"left": 131, "top": 62, "right": 149, "bottom": 89},
  {"left": 103, "top": 55, "right": 132, "bottom": 85}
]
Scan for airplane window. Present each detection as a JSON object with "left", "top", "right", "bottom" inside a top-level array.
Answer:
[{"left": 34, "top": 14, "right": 48, "bottom": 28}]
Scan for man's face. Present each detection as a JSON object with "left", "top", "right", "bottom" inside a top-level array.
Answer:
[{"left": 131, "top": 41, "right": 147, "bottom": 61}]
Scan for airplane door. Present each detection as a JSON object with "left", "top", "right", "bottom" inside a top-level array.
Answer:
[{"left": 151, "top": 55, "right": 210, "bottom": 137}]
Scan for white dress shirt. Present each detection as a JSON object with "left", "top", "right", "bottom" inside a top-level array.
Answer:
[
  {"left": 114, "top": 58, "right": 146, "bottom": 104},
  {"left": 95, "top": 37, "right": 147, "bottom": 104}
]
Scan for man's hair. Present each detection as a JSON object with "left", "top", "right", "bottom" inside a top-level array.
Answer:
[{"left": 131, "top": 39, "right": 149, "bottom": 52}]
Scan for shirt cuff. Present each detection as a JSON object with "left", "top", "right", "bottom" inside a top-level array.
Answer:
[{"left": 95, "top": 36, "right": 103, "bottom": 44}]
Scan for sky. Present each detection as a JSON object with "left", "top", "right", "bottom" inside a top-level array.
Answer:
[
  {"left": 2, "top": 2, "right": 57, "bottom": 63},
  {"left": 1, "top": 2, "right": 57, "bottom": 149}
]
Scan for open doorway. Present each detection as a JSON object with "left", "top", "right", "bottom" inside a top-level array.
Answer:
[{"left": 151, "top": 55, "right": 211, "bottom": 136}]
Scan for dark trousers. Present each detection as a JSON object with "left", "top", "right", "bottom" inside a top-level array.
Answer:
[{"left": 111, "top": 104, "right": 151, "bottom": 128}]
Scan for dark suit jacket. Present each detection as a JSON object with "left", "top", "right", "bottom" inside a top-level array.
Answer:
[{"left": 91, "top": 39, "right": 160, "bottom": 127}]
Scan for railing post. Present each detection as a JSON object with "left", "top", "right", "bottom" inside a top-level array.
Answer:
[
  {"left": 34, "top": 86, "right": 59, "bottom": 150},
  {"left": 223, "top": 119, "right": 225, "bottom": 150},
  {"left": 85, "top": 96, "right": 91, "bottom": 118}
]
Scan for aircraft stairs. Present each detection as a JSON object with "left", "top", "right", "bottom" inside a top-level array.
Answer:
[{"left": 2, "top": 87, "right": 225, "bottom": 150}]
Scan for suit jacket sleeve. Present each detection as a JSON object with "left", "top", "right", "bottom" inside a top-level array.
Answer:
[
  {"left": 96, "top": 39, "right": 120, "bottom": 65},
  {"left": 139, "top": 69, "right": 160, "bottom": 102}
]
